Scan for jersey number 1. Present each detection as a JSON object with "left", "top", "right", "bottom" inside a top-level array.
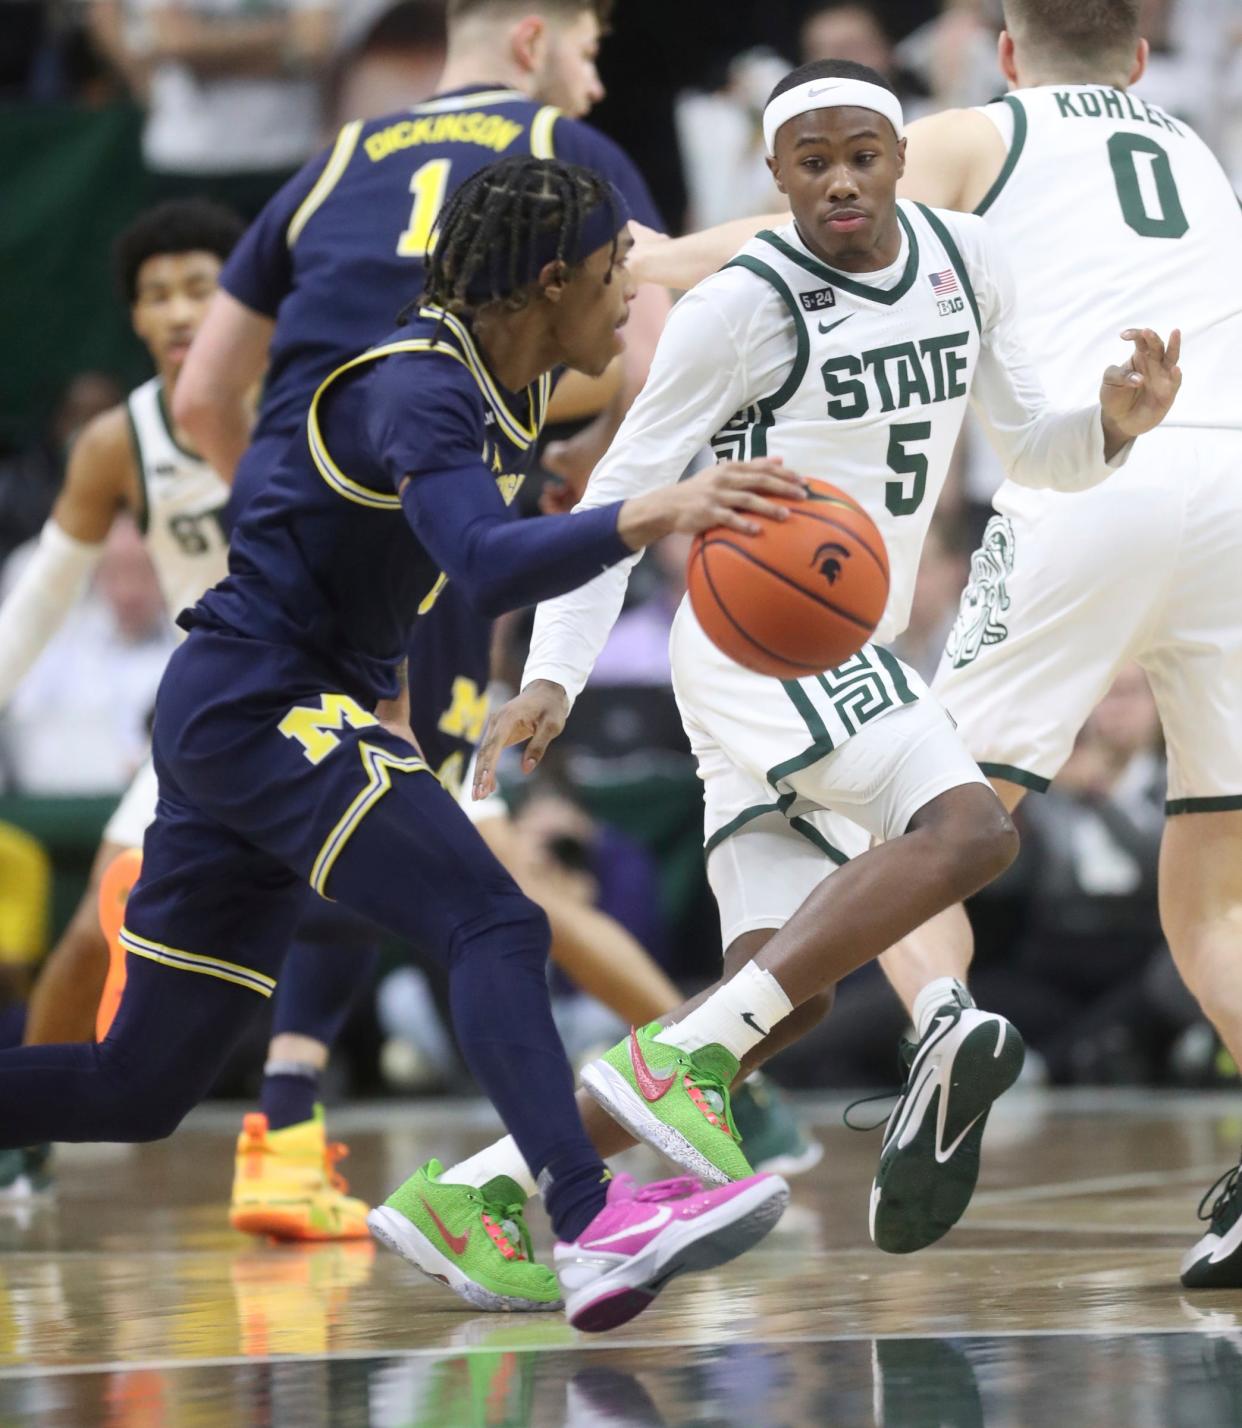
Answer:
[
  {"left": 397, "top": 159, "right": 452, "bottom": 258},
  {"left": 1107, "top": 134, "right": 1188, "bottom": 239}
]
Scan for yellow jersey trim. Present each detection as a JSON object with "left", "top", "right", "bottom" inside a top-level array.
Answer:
[
  {"left": 530, "top": 105, "right": 562, "bottom": 159},
  {"left": 412, "top": 89, "right": 526, "bottom": 115},
  {"left": 119, "top": 927, "right": 277, "bottom": 998},
  {"left": 310, "top": 741, "right": 429, "bottom": 898},
  {"left": 307, "top": 338, "right": 468, "bottom": 509},
  {"left": 418, "top": 308, "right": 543, "bottom": 450},
  {"left": 287, "top": 120, "right": 364, "bottom": 248}
]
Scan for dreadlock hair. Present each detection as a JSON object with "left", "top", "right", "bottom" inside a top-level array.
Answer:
[
  {"left": 403, "top": 155, "right": 620, "bottom": 326},
  {"left": 113, "top": 198, "right": 245, "bottom": 305}
]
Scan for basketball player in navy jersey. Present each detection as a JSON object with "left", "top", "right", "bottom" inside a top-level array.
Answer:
[
  {"left": 0, "top": 160, "right": 800, "bottom": 1332},
  {"left": 164, "top": 0, "right": 815, "bottom": 1269}
]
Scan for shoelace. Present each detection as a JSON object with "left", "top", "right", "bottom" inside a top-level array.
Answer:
[
  {"left": 630, "top": 1175, "right": 700, "bottom": 1203},
  {"left": 685, "top": 1064, "right": 743, "bottom": 1143},
  {"left": 324, "top": 1141, "right": 352, "bottom": 1193},
  {"left": 478, "top": 1193, "right": 533, "bottom": 1262},
  {"left": 842, "top": 1029, "right": 923, "bottom": 1133},
  {"left": 842, "top": 1089, "right": 900, "bottom": 1133},
  {"left": 1198, "top": 1162, "right": 1242, "bottom": 1228}
]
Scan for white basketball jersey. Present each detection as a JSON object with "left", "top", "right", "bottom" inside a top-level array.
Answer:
[
  {"left": 126, "top": 377, "right": 230, "bottom": 621},
  {"left": 976, "top": 84, "right": 1242, "bottom": 428},
  {"left": 719, "top": 203, "right": 982, "bottom": 644}
]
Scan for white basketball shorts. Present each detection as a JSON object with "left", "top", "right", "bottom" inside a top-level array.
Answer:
[
  {"left": 669, "top": 600, "right": 991, "bottom": 949},
  {"left": 934, "top": 426, "right": 1242, "bottom": 813}
]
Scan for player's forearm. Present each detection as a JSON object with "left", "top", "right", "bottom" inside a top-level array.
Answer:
[
  {"left": 522, "top": 562, "right": 634, "bottom": 708},
  {"left": 987, "top": 403, "right": 1128, "bottom": 492},
  {"left": 148, "top": 11, "right": 295, "bottom": 75},
  {"left": 401, "top": 476, "right": 631, "bottom": 619},
  {"left": 176, "top": 393, "right": 251, "bottom": 485},
  {"left": 0, "top": 523, "right": 103, "bottom": 708},
  {"left": 633, "top": 212, "right": 787, "bottom": 291}
]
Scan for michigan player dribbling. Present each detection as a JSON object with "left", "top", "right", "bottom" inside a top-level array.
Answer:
[
  {"left": 0, "top": 159, "right": 801, "bottom": 1333},
  {"left": 449, "top": 62, "right": 1182, "bottom": 1260},
  {"left": 172, "top": 0, "right": 816, "bottom": 1263}
]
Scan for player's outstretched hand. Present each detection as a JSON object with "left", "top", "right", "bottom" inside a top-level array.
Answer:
[
  {"left": 617, "top": 459, "right": 807, "bottom": 550},
  {"left": 1099, "top": 327, "right": 1182, "bottom": 453},
  {"left": 473, "top": 679, "right": 569, "bottom": 798}
]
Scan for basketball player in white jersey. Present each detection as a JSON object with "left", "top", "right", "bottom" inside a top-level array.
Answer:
[
  {"left": 619, "top": 0, "right": 1242, "bottom": 1283},
  {"left": 463, "top": 60, "right": 1181, "bottom": 1250},
  {"left": 872, "top": 0, "right": 1242, "bottom": 1290},
  {"left": 0, "top": 201, "right": 240, "bottom": 1189}
]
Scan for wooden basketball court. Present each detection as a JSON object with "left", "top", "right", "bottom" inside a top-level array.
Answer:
[{"left": 3, "top": 1089, "right": 1241, "bottom": 1426}]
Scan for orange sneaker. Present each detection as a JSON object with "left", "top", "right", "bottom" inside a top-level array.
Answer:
[{"left": 229, "top": 1107, "right": 370, "bottom": 1241}]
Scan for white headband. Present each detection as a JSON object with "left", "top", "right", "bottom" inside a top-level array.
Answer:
[{"left": 762, "top": 77, "right": 905, "bottom": 156}]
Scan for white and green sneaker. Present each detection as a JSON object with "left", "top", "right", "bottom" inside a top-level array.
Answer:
[
  {"left": 580, "top": 1023, "right": 753, "bottom": 1185},
  {"left": 368, "top": 1160, "right": 562, "bottom": 1311},
  {"left": 870, "top": 989, "right": 1024, "bottom": 1254},
  {"left": 732, "top": 1075, "right": 823, "bottom": 1177},
  {"left": 1182, "top": 1156, "right": 1242, "bottom": 1289}
]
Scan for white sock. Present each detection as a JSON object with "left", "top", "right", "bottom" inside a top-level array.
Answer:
[
  {"left": 441, "top": 1135, "right": 537, "bottom": 1199},
  {"left": 655, "top": 962, "right": 794, "bottom": 1062},
  {"left": 912, "top": 976, "right": 972, "bottom": 1039}
]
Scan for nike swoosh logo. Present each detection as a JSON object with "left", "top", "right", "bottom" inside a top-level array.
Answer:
[
  {"left": 585, "top": 1204, "right": 672, "bottom": 1247},
  {"left": 421, "top": 1197, "right": 469, "bottom": 1255},
  {"left": 741, "top": 1011, "right": 768, "bottom": 1036},
  {"left": 818, "top": 314, "right": 854, "bottom": 336},
  {"left": 806, "top": 82, "right": 844, "bottom": 99},
  {"left": 630, "top": 1027, "right": 677, "bottom": 1102}
]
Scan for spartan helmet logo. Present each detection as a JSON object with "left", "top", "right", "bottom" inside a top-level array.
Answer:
[
  {"left": 812, "top": 541, "right": 850, "bottom": 586},
  {"left": 945, "top": 515, "right": 1016, "bottom": 668}
]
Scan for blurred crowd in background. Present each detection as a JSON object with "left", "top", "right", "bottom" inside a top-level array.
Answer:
[{"left": 1, "top": 0, "right": 1239, "bottom": 1097}]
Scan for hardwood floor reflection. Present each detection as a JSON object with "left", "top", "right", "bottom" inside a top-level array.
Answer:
[{"left": 0, "top": 1090, "right": 1240, "bottom": 1426}]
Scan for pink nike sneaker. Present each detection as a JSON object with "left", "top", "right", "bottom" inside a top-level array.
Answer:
[{"left": 554, "top": 1171, "right": 789, "bottom": 1333}]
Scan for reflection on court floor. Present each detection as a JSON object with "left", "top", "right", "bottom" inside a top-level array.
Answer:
[{"left": 2, "top": 1091, "right": 1242, "bottom": 1427}]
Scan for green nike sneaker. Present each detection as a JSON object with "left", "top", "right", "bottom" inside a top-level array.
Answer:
[
  {"left": 0, "top": 1145, "right": 52, "bottom": 1200},
  {"left": 732, "top": 1075, "right": 823, "bottom": 1177},
  {"left": 367, "top": 1160, "right": 563, "bottom": 1312},
  {"left": 579, "top": 1023, "right": 753, "bottom": 1184}
]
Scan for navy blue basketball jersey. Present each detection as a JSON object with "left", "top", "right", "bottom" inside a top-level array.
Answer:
[
  {"left": 222, "top": 84, "right": 661, "bottom": 494},
  {"left": 188, "top": 307, "right": 552, "bottom": 704},
  {"left": 405, "top": 586, "right": 493, "bottom": 796}
]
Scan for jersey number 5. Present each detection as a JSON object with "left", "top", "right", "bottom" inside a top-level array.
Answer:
[
  {"left": 885, "top": 421, "right": 931, "bottom": 516},
  {"left": 1107, "top": 134, "right": 1188, "bottom": 240},
  {"left": 397, "top": 159, "right": 452, "bottom": 258}
]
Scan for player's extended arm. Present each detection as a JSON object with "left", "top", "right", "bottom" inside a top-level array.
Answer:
[
  {"left": 173, "top": 290, "right": 272, "bottom": 484},
  {"left": 896, "top": 109, "right": 1009, "bottom": 212},
  {"left": 474, "top": 281, "right": 799, "bottom": 795},
  {"left": 629, "top": 214, "right": 788, "bottom": 292},
  {"left": 541, "top": 282, "right": 674, "bottom": 508},
  {"left": 0, "top": 408, "right": 131, "bottom": 707},
  {"left": 146, "top": 4, "right": 333, "bottom": 78},
  {"left": 400, "top": 455, "right": 798, "bottom": 622},
  {"left": 971, "top": 228, "right": 1182, "bottom": 486}
]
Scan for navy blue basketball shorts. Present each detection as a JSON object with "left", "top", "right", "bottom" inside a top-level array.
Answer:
[{"left": 123, "top": 627, "right": 522, "bottom": 1001}]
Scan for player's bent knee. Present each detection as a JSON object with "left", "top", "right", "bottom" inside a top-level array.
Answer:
[
  {"left": 448, "top": 887, "right": 551, "bottom": 969},
  {"left": 912, "top": 784, "right": 1019, "bottom": 887}
]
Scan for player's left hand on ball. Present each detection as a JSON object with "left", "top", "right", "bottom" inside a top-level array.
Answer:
[
  {"left": 473, "top": 679, "right": 569, "bottom": 798},
  {"left": 1100, "top": 327, "right": 1182, "bottom": 441}
]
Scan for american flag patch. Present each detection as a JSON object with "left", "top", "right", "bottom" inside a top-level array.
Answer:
[{"left": 929, "top": 269, "right": 959, "bottom": 296}]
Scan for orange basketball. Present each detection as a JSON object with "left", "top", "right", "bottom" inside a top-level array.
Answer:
[{"left": 687, "top": 477, "right": 890, "bottom": 679}]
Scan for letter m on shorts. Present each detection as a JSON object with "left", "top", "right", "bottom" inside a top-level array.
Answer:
[{"left": 279, "top": 693, "right": 378, "bottom": 765}]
